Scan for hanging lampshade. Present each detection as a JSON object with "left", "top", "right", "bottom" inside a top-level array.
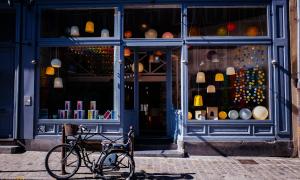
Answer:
[
  {"left": 45, "top": 67, "right": 55, "bottom": 76},
  {"left": 145, "top": 29, "right": 157, "bottom": 38},
  {"left": 196, "top": 72, "right": 205, "bottom": 83},
  {"left": 101, "top": 29, "right": 109, "bottom": 37},
  {"left": 194, "top": 95, "right": 203, "bottom": 107},
  {"left": 51, "top": 58, "right": 61, "bottom": 68},
  {"left": 124, "top": 48, "right": 131, "bottom": 57},
  {"left": 215, "top": 73, "right": 224, "bottom": 82},
  {"left": 246, "top": 26, "right": 259, "bottom": 36},
  {"left": 124, "top": 30, "right": 133, "bottom": 38},
  {"left": 162, "top": 32, "right": 174, "bottom": 38},
  {"left": 149, "top": 55, "right": 155, "bottom": 63},
  {"left": 155, "top": 50, "right": 163, "bottom": 56},
  {"left": 54, "top": 77, "right": 63, "bottom": 88},
  {"left": 207, "top": 85, "right": 216, "bottom": 93},
  {"left": 85, "top": 21, "right": 94, "bottom": 33},
  {"left": 70, "top": 26, "right": 80, "bottom": 36},
  {"left": 226, "top": 67, "right": 236, "bottom": 75},
  {"left": 131, "top": 63, "right": 144, "bottom": 73}
]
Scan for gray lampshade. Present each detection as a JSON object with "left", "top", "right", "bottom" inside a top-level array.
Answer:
[{"left": 54, "top": 77, "right": 63, "bottom": 88}]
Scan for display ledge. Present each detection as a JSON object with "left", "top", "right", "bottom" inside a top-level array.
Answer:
[
  {"left": 124, "top": 38, "right": 183, "bottom": 47},
  {"left": 38, "top": 119, "right": 120, "bottom": 125},
  {"left": 186, "top": 119, "right": 273, "bottom": 124}
]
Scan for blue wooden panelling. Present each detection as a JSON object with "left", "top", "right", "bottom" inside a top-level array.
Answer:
[{"left": 272, "top": 0, "right": 291, "bottom": 138}]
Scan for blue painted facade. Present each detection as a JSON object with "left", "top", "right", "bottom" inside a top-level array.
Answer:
[{"left": 0, "top": 0, "right": 291, "bottom": 148}]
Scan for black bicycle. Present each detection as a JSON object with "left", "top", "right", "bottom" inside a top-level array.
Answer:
[{"left": 45, "top": 125, "right": 135, "bottom": 180}]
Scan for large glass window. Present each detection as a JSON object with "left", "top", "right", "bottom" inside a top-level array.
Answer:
[
  {"left": 0, "top": 10, "right": 15, "bottom": 41},
  {"left": 39, "top": 46, "right": 115, "bottom": 120},
  {"left": 188, "top": 45, "right": 269, "bottom": 121},
  {"left": 41, "top": 9, "right": 115, "bottom": 38},
  {"left": 188, "top": 7, "right": 267, "bottom": 36},
  {"left": 124, "top": 6, "right": 181, "bottom": 39}
]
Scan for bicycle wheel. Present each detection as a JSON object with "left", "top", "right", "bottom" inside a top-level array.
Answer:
[
  {"left": 100, "top": 150, "right": 135, "bottom": 180},
  {"left": 45, "top": 144, "right": 81, "bottom": 179}
]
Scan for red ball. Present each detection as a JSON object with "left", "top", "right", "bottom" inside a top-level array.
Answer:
[{"left": 227, "top": 22, "right": 237, "bottom": 32}]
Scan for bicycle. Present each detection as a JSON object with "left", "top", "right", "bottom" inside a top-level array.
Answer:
[{"left": 45, "top": 125, "right": 135, "bottom": 180}]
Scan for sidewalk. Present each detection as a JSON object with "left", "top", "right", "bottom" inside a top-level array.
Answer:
[{"left": 0, "top": 151, "right": 300, "bottom": 179}]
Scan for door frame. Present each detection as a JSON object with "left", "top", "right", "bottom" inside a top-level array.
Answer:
[{"left": 132, "top": 47, "right": 173, "bottom": 137}]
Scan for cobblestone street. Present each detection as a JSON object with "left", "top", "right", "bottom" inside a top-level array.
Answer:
[{"left": 0, "top": 151, "right": 300, "bottom": 179}]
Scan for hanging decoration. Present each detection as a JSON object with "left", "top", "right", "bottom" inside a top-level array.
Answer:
[
  {"left": 51, "top": 58, "right": 61, "bottom": 68},
  {"left": 124, "top": 48, "right": 131, "bottom": 57},
  {"left": 124, "top": 30, "right": 133, "bottom": 38},
  {"left": 70, "top": 26, "right": 80, "bottom": 36},
  {"left": 196, "top": 72, "right": 205, "bottom": 83},
  {"left": 54, "top": 77, "right": 63, "bottom": 88},
  {"left": 207, "top": 85, "right": 216, "bottom": 93},
  {"left": 85, "top": 21, "right": 94, "bottom": 33},
  {"left": 162, "top": 32, "right": 174, "bottom": 38},
  {"left": 226, "top": 67, "right": 236, "bottom": 75},
  {"left": 145, "top": 29, "right": 158, "bottom": 38},
  {"left": 101, "top": 29, "right": 109, "bottom": 37},
  {"left": 246, "top": 26, "right": 259, "bottom": 36},
  {"left": 131, "top": 63, "right": 144, "bottom": 73},
  {"left": 45, "top": 67, "right": 55, "bottom": 76},
  {"left": 193, "top": 95, "right": 203, "bottom": 107},
  {"left": 215, "top": 73, "right": 224, "bottom": 82},
  {"left": 154, "top": 50, "right": 163, "bottom": 56},
  {"left": 226, "top": 22, "right": 237, "bottom": 32},
  {"left": 216, "top": 26, "right": 227, "bottom": 36}
]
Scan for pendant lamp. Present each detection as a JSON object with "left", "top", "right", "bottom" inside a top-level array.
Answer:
[
  {"left": 145, "top": 29, "right": 157, "bottom": 38},
  {"left": 51, "top": 58, "right": 61, "bottom": 68},
  {"left": 70, "top": 26, "right": 80, "bottom": 37},
  {"left": 196, "top": 72, "right": 205, "bottom": 83},
  {"left": 207, "top": 85, "right": 216, "bottom": 93},
  {"left": 226, "top": 67, "right": 236, "bottom": 75},
  {"left": 124, "top": 48, "right": 131, "bottom": 57},
  {"left": 54, "top": 77, "right": 63, "bottom": 88},
  {"left": 101, "top": 29, "right": 109, "bottom": 37},
  {"left": 85, "top": 21, "right": 94, "bottom": 33},
  {"left": 215, "top": 73, "right": 224, "bottom": 82},
  {"left": 131, "top": 63, "right": 144, "bottom": 73},
  {"left": 45, "top": 67, "right": 55, "bottom": 76},
  {"left": 194, "top": 95, "right": 203, "bottom": 107}
]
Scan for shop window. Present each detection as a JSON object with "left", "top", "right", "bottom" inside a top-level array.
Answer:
[
  {"left": 39, "top": 46, "right": 115, "bottom": 120},
  {"left": 40, "top": 9, "right": 115, "bottom": 38},
  {"left": 188, "top": 7, "right": 267, "bottom": 37},
  {"left": 188, "top": 46, "right": 269, "bottom": 121},
  {"left": 0, "top": 10, "right": 15, "bottom": 41},
  {"left": 124, "top": 6, "right": 181, "bottom": 39}
]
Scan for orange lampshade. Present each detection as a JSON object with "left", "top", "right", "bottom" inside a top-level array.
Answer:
[
  {"left": 45, "top": 67, "right": 55, "bottom": 75},
  {"left": 246, "top": 26, "right": 259, "bottom": 36},
  {"left": 215, "top": 73, "right": 224, "bottom": 82},
  {"left": 85, "top": 21, "right": 94, "bottom": 33},
  {"left": 124, "top": 48, "right": 131, "bottom": 57},
  {"left": 124, "top": 30, "right": 133, "bottom": 38}
]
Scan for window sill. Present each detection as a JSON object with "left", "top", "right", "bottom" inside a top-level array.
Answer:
[
  {"left": 186, "top": 119, "right": 273, "bottom": 124},
  {"left": 38, "top": 119, "right": 120, "bottom": 125}
]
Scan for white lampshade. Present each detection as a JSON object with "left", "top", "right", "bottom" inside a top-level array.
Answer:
[
  {"left": 145, "top": 29, "right": 157, "bottom": 38},
  {"left": 54, "top": 77, "right": 63, "bottom": 88},
  {"left": 101, "top": 29, "right": 110, "bottom": 37},
  {"left": 51, "top": 58, "right": 61, "bottom": 68},
  {"left": 226, "top": 67, "right": 236, "bottom": 75},
  {"left": 70, "top": 26, "right": 80, "bottom": 37},
  {"left": 207, "top": 85, "right": 216, "bottom": 93},
  {"left": 196, "top": 72, "right": 205, "bottom": 83}
]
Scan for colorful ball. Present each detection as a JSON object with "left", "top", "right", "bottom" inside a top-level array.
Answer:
[
  {"left": 227, "top": 22, "right": 237, "bottom": 32},
  {"left": 162, "top": 32, "right": 174, "bottom": 38},
  {"left": 216, "top": 26, "right": 227, "bottom": 36},
  {"left": 246, "top": 26, "right": 259, "bottom": 36}
]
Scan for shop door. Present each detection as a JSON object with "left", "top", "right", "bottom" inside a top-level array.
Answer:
[{"left": 0, "top": 47, "right": 15, "bottom": 138}]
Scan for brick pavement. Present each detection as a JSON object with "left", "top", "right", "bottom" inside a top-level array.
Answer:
[{"left": 0, "top": 151, "right": 300, "bottom": 179}]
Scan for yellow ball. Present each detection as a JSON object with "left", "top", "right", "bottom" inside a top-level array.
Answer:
[
  {"left": 217, "top": 26, "right": 227, "bottom": 36},
  {"left": 219, "top": 111, "right": 227, "bottom": 120}
]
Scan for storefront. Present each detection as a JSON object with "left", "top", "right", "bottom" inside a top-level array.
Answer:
[{"left": 0, "top": 0, "right": 292, "bottom": 155}]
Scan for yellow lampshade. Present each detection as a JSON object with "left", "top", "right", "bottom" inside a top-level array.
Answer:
[
  {"left": 215, "top": 73, "right": 224, "bottom": 82},
  {"left": 207, "top": 85, "right": 216, "bottom": 93},
  {"left": 45, "top": 67, "right": 55, "bottom": 76},
  {"left": 226, "top": 67, "right": 236, "bottom": 75},
  {"left": 85, "top": 21, "right": 94, "bottom": 33},
  {"left": 124, "top": 48, "right": 131, "bottom": 57},
  {"left": 194, "top": 95, "right": 203, "bottom": 107},
  {"left": 131, "top": 63, "right": 144, "bottom": 73},
  {"left": 196, "top": 72, "right": 205, "bottom": 83},
  {"left": 188, "top": 112, "right": 193, "bottom": 120},
  {"left": 219, "top": 111, "right": 227, "bottom": 120}
]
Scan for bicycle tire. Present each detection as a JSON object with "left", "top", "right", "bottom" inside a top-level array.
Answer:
[
  {"left": 99, "top": 150, "right": 135, "bottom": 180},
  {"left": 45, "top": 144, "right": 81, "bottom": 179}
]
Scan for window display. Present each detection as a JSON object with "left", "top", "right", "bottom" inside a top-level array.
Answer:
[
  {"left": 39, "top": 46, "right": 115, "bottom": 120},
  {"left": 124, "top": 6, "right": 181, "bottom": 38},
  {"left": 188, "top": 45, "right": 269, "bottom": 120},
  {"left": 188, "top": 7, "right": 267, "bottom": 36},
  {"left": 41, "top": 9, "right": 114, "bottom": 38}
]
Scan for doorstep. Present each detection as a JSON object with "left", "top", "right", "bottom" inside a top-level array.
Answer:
[
  {"left": 0, "top": 145, "right": 24, "bottom": 154},
  {"left": 134, "top": 150, "right": 185, "bottom": 158}
]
